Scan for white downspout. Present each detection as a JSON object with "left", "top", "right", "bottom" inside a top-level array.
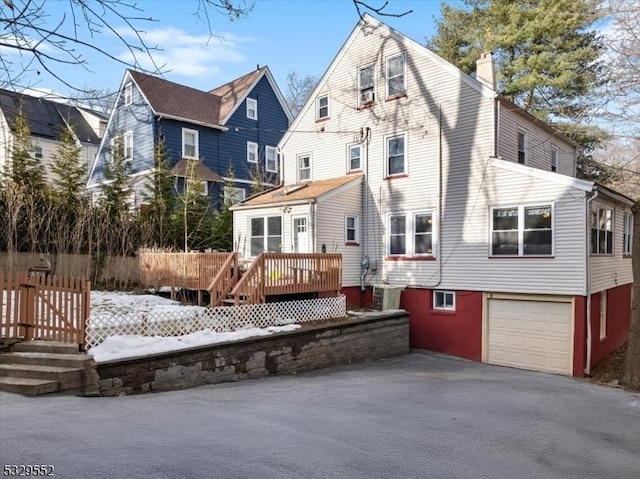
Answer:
[
  {"left": 585, "top": 188, "right": 599, "bottom": 375},
  {"left": 424, "top": 104, "right": 444, "bottom": 288}
]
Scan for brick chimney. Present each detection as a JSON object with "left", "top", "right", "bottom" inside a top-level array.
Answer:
[{"left": 476, "top": 52, "right": 495, "bottom": 90}]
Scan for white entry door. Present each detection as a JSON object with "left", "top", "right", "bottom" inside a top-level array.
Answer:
[{"left": 293, "top": 216, "right": 309, "bottom": 253}]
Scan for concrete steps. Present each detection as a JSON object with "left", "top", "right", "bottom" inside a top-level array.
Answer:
[{"left": 0, "top": 341, "right": 99, "bottom": 396}]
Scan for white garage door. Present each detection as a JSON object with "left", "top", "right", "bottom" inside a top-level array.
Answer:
[{"left": 486, "top": 297, "right": 573, "bottom": 375}]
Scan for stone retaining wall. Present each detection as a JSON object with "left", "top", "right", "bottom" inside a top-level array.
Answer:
[{"left": 96, "top": 311, "right": 409, "bottom": 396}]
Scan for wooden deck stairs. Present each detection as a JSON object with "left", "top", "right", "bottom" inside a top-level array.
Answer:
[{"left": 0, "top": 341, "right": 99, "bottom": 396}]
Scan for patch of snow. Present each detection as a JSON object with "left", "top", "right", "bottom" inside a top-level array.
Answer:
[{"left": 89, "top": 324, "right": 301, "bottom": 362}]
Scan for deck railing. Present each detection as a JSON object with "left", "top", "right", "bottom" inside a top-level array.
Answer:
[
  {"left": 0, "top": 271, "right": 90, "bottom": 347},
  {"left": 229, "top": 253, "right": 342, "bottom": 305},
  {"left": 206, "top": 253, "right": 239, "bottom": 307}
]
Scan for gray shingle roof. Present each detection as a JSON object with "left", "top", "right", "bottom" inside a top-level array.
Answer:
[{"left": 0, "top": 89, "right": 102, "bottom": 144}]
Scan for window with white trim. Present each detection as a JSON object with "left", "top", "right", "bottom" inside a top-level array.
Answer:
[
  {"left": 246, "top": 98, "right": 257, "bottom": 120},
  {"left": 348, "top": 144, "right": 361, "bottom": 172},
  {"left": 345, "top": 215, "right": 359, "bottom": 244},
  {"left": 250, "top": 216, "right": 282, "bottom": 256},
  {"left": 247, "top": 142, "right": 258, "bottom": 163},
  {"left": 387, "top": 53, "right": 406, "bottom": 98},
  {"left": 223, "top": 186, "right": 245, "bottom": 205},
  {"left": 388, "top": 211, "right": 434, "bottom": 257},
  {"left": 433, "top": 291, "right": 455, "bottom": 311},
  {"left": 186, "top": 178, "right": 208, "bottom": 196},
  {"left": 124, "top": 82, "right": 132, "bottom": 106},
  {"left": 182, "top": 128, "right": 198, "bottom": 159},
  {"left": 624, "top": 212, "right": 633, "bottom": 255},
  {"left": 32, "top": 145, "right": 43, "bottom": 161},
  {"left": 265, "top": 146, "right": 278, "bottom": 173},
  {"left": 600, "top": 291, "right": 607, "bottom": 340},
  {"left": 358, "top": 64, "right": 375, "bottom": 106},
  {"left": 518, "top": 131, "right": 527, "bottom": 164},
  {"left": 491, "top": 205, "right": 553, "bottom": 256},
  {"left": 551, "top": 147, "right": 558, "bottom": 172},
  {"left": 298, "top": 153, "right": 311, "bottom": 182},
  {"left": 123, "top": 131, "right": 133, "bottom": 162},
  {"left": 591, "top": 204, "right": 613, "bottom": 255},
  {"left": 317, "top": 94, "right": 329, "bottom": 120},
  {"left": 386, "top": 133, "right": 406, "bottom": 176}
]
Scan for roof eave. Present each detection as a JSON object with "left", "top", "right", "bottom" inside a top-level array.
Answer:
[{"left": 157, "top": 113, "right": 228, "bottom": 131}]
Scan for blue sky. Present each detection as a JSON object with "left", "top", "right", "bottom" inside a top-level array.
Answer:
[{"left": 6, "top": 0, "right": 444, "bottom": 100}]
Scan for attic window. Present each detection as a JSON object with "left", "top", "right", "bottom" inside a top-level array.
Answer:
[
  {"left": 247, "top": 98, "right": 257, "bottom": 120},
  {"left": 358, "top": 64, "right": 375, "bottom": 106},
  {"left": 283, "top": 184, "right": 308, "bottom": 195},
  {"left": 124, "top": 82, "right": 132, "bottom": 106}
]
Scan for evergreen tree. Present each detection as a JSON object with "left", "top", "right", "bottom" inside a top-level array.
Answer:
[
  {"left": 141, "top": 136, "right": 175, "bottom": 248},
  {"left": 51, "top": 126, "right": 87, "bottom": 208},
  {"left": 99, "top": 134, "right": 132, "bottom": 220},
  {"left": 429, "top": 0, "right": 607, "bottom": 178},
  {"left": 171, "top": 159, "right": 215, "bottom": 251},
  {"left": 209, "top": 168, "right": 238, "bottom": 251},
  {"left": 5, "top": 102, "right": 45, "bottom": 195}
]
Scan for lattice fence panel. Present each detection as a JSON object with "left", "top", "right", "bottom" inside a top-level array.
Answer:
[{"left": 85, "top": 295, "right": 346, "bottom": 350}]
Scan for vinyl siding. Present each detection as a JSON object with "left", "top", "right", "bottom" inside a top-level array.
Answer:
[
  {"left": 31, "top": 136, "right": 97, "bottom": 183},
  {"left": 589, "top": 198, "right": 633, "bottom": 293},
  {"left": 220, "top": 75, "right": 289, "bottom": 184},
  {"left": 316, "top": 180, "right": 363, "bottom": 286},
  {"left": 90, "top": 79, "right": 155, "bottom": 184},
  {"left": 233, "top": 204, "right": 311, "bottom": 259},
  {"left": 498, "top": 102, "right": 576, "bottom": 176},
  {"left": 0, "top": 111, "right": 10, "bottom": 173}
]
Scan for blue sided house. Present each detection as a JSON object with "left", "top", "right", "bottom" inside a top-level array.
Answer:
[{"left": 88, "top": 66, "right": 292, "bottom": 207}]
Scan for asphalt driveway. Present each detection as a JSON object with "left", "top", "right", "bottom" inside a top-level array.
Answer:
[{"left": 1, "top": 352, "right": 639, "bottom": 479}]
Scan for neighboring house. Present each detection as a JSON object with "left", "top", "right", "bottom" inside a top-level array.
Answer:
[
  {"left": 87, "top": 66, "right": 292, "bottom": 209},
  {"left": 232, "top": 14, "right": 633, "bottom": 377},
  {"left": 0, "top": 89, "right": 107, "bottom": 181}
]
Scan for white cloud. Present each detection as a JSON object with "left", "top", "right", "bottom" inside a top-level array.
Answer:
[{"left": 115, "top": 27, "right": 252, "bottom": 80}]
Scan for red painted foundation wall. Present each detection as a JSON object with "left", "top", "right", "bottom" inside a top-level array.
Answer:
[
  {"left": 343, "top": 286, "right": 482, "bottom": 360},
  {"left": 342, "top": 286, "right": 373, "bottom": 310},
  {"left": 590, "top": 284, "right": 631, "bottom": 367},
  {"left": 400, "top": 288, "right": 483, "bottom": 361}
]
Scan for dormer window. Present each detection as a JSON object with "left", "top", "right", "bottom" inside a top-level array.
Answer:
[
  {"left": 317, "top": 94, "right": 329, "bottom": 120},
  {"left": 358, "top": 64, "right": 375, "bottom": 106},
  {"left": 246, "top": 98, "right": 257, "bottom": 120},
  {"left": 124, "top": 82, "right": 132, "bottom": 106}
]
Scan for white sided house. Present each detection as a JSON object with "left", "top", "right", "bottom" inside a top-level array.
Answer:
[
  {"left": 232, "top": 14, "right": 633, "bottom": 377},
  {"left": 0, "top": 89, "right": 107, "bottom": 182}
]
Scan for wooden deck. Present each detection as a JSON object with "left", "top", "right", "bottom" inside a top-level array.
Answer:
[
  {"left": 228, "top": 253, "right": 342, "bottom": 305},
  {"left": 139, "top": 252, "right": 342, "bottom": 306}
]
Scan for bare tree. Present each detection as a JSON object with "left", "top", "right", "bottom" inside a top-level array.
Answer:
[
  {"left": 602, "top": 0, "right": 640, "bottom": 390},
  {"left": 0, "top": 0, "right": 257, "bottom": 91},
  {"left": 284, "top": 70, "right": 318, "bottom": 118}
]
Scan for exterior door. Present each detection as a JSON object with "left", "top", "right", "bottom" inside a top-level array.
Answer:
[{"left": 293, "top": 216, "right": 309, "bottom": 253}]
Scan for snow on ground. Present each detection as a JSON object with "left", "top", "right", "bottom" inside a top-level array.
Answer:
[{"left": 88, "top": 291, "right": 301, "bottom": 363}]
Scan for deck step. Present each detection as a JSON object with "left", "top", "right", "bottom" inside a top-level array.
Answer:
[
  {"left": 0, "top": 377, "right": 59, "bottom": 395},
  {"left": 12, "top": 340, "right": 79, "bottom": 354}
]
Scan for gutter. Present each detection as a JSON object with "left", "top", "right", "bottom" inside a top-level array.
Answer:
[
  {"left": 585, "top": 188, "right": 599, "bottom": 375},
  {"left": 230, "top": 198, "right": 316, "bottom": 211}
]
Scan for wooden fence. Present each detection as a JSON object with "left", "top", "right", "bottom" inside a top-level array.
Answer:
[
  {"left": 0, "top": 271, "right": 91, "bottom": 347},
  {"left": 138, "top": 252, "right": 235, "bottom": 292}
]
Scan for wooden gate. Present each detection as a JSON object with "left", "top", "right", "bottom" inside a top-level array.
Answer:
[{"left": 0, "top": 271, "right": 90, "bottom": 348}]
